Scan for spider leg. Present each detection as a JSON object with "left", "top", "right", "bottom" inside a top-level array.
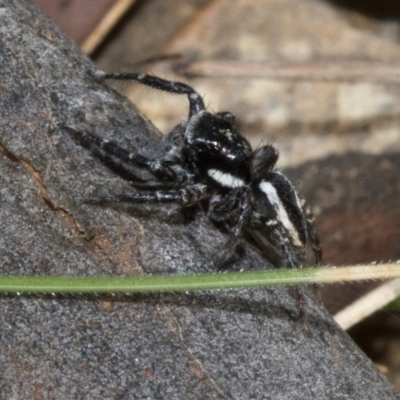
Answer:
[
  {"left": 273, "top": 224, "right": 317, "bottom": 330},
  {"left": 299, "top": 196, "right": 322, "bottom": 264},
  {"left": 269, "top": 226, "right": 310, "bottom": 330},
  {"left": 271, "top": 227, "right": 299, "bottom": 270},
  {"left": 98, "top": 72, "right": 205, "bottom": 118},
  {"left": 298, "top": 199, "right": 322, "bottom": 332},
  {"left": 96, "top": 139, "right": 178, "bottom": 182},
  {"left": 96, "top": 184, "right": 209, "bottom": 207},
  {"left": 229, "top": 188, "right": 253, "bottom": 239},
  {"left": 64, "top": 126, "right": 180, "bottom": 182},
  {"left": 209, "top": 188, "right": 253, "bottom": 270},
  {"left": 246, "top": 213, "right": 311, "bottom": 325}
]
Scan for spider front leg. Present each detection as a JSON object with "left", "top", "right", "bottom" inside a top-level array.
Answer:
[
  {"left": 208, "top": 188, "right": 253, "bottom": 270},
  {"left": 96, "top": 72, "right": 206, "bottom": 118}
]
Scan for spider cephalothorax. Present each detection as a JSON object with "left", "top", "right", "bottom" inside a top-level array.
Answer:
[{"left": 66, "top": 72, "right": 321, "bottom": 270}]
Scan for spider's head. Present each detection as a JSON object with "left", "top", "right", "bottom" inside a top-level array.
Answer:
[{"left": 183, "top": 111, "right": 253, "bottom": 188}]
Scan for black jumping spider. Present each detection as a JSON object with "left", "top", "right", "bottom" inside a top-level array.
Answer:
[{"left": 66, "top": 72, "right": 321, "bottom": 270}]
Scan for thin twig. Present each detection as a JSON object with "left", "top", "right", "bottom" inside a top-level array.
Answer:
[
  {"left": 334, "top": 278, "right": 400, "bottom": 330},
  {"left": 176, "top": 59, "right": 400, "bottom": 83},
  {"left": 81, "top": 0, "right": 136, "bottom": 55}
]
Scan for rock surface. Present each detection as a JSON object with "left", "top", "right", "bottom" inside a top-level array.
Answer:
[{"left": 0, "top": 1, "right": 398, "bottom": 398}]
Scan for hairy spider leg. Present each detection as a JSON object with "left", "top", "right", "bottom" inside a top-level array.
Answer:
[
  {"left": 65, "top": 126, "right": 180, "bottom": 182},
  {"left": 227, "top": 188, "right": 253, "bottom": 241},
  {"left": 273, "top": 227, "right": 310, "bottom": 330},
  {"left": 101, "top": 73, "right": 206, "bottom": 118},
  {"left": 272, "top": 228, "right": 299, "bottom": 270},
  {"left": 99, "top": 183, "right": 209, "bottom": 207},
  {"left": 208, "top": 188, "right": 255, "bottom": 269},
  {"left": 299, "top": 197, "right": 322, "bottom": 265}
]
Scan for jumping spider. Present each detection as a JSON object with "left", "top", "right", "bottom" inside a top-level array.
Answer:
[{"left": 66, "top": 72, "right": 321, "bottom": 270}]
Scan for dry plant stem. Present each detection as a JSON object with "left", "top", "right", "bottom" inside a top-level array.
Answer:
[
  {"left": 334, "top": 278, "right": 400, "bottom": 330},
  {"left": 177, "top": 59, "right": 400, "bottom": 83},
  {"left": 81, "top": 0, "right": 136, "bottom": 54},
  {"left": 310, "top": 263, "right": 400, "bottom": 283}
]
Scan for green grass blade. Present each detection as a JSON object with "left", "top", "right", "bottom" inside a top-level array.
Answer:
[{"left": 0, "top": 263, "right": 399, "bottom": 294}]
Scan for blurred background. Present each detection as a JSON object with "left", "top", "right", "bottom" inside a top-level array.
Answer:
[{"left": 33, "top": 0, "right": 400, "bottom": 389}]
